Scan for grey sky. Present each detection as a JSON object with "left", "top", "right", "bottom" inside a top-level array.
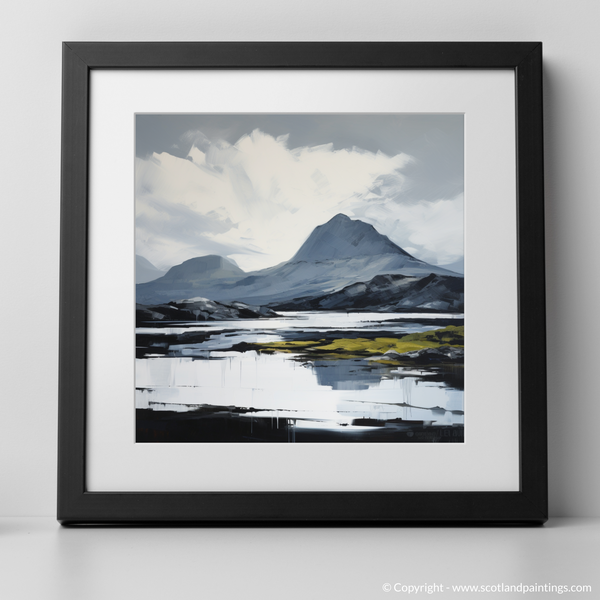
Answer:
[
  {"left": 136, "top": 113, "right": 463, "bottom": 203},
  {"left": 135, "top": 114, "right": 464, "bottom": 272}
]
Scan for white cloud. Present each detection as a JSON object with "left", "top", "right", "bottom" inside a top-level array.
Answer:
[
  {"left": 135, "top": 129, "right": 462, "bottom": 271},
  {"left": 349, "top": 194, "right": 464, "bottom": 266}
]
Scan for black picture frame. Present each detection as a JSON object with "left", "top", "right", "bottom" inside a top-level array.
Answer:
[{"left": 58, "top": 42, "right": 547, "bottom": 525}]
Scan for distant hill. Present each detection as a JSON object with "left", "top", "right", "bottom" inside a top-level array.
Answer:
[
  {"left": 137, "top": 255, "right": 245, "bottom": 303},
  {"left": 135, "top": 255, "right": 166, "bottom": 284},
  {"left": 136, "top": 214, "right": 462, "bottom": 307},
  {"left": 156, "top": 255, "right": 244, "bottom": 283},
  {"left": 438, "top": 257, "right": 464, "bottom": 275}
]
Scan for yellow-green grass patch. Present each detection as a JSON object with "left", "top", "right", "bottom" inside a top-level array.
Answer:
[
  {"left": 249, "top": 325, "right": 463, "bottom": 360},
  {"left": 254, "top": 340, "right": 323, "bottom": 353}
]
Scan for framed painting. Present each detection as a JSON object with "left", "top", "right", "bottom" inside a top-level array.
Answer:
[{"left": 58, "top": 42, "right": 547, "bottom": 523}]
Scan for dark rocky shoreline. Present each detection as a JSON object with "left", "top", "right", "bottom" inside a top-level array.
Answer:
[
  {"left": 136, "top": 408, "right": 464, "bottom": 443},
  {"left": 136, "top": 297, "right": 278, "bottom": 326}
]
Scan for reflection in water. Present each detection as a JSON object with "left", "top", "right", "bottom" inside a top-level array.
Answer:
[{"left": 310, "top": 358, "right": 385, "bottom": 390}]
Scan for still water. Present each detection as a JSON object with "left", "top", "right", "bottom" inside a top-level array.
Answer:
[{"left": 136, "top": 312, "right": 464, "bottom": 429}]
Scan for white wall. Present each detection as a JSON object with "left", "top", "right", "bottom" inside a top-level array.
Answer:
[{"left": 1, "top": 0, "right": 598, "bottom": 517}]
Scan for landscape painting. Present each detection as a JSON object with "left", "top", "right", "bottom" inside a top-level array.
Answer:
[{"left": 135, "top": 114, "right": 464, "bottom": 443}]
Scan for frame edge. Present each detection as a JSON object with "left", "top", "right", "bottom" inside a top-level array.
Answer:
[{"left": 57, "top": 41, "right": 548, "bottom": 525}]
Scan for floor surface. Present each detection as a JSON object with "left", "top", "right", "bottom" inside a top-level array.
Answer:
[{"left": 0, "top": 518, "right": 597, "bottom": 599}]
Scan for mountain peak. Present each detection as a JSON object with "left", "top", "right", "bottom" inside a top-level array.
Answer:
[
  {"left": 329, "top": 213, "right": 351, "bottom": 222},
  {"left": 291, "top": 214, "right": 414, "bottom": 262}
]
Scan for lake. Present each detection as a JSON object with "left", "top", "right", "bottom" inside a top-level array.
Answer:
[{"left": 135, "top": 312, "right": 464, "bottom": 443}]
